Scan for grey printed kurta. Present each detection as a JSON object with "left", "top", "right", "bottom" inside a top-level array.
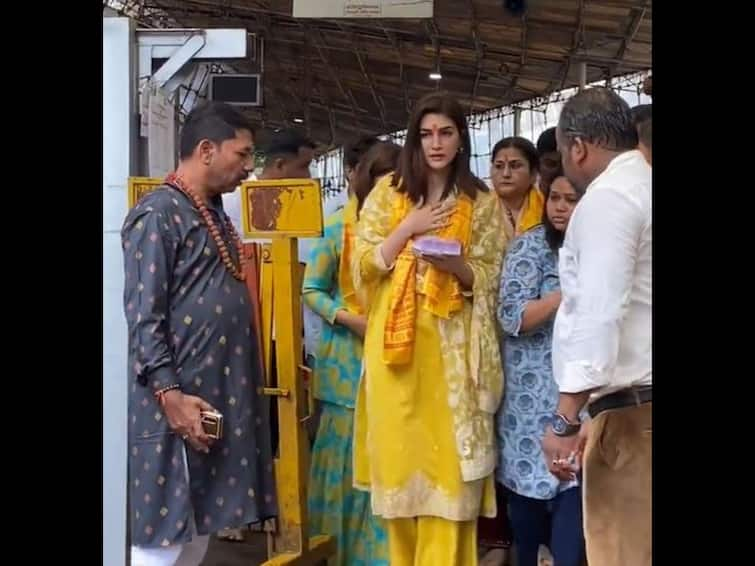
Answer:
[{"left": 122, "top": 185, "right": 277, "bottom": 548}]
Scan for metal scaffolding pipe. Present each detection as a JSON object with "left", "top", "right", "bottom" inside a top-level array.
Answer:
[{"left": 578, "top": 61, "right": 587, "bottom": 90}]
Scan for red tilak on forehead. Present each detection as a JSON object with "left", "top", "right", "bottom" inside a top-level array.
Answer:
[{"left": 431, "top": 124, "right": 439, "bottom": 135}]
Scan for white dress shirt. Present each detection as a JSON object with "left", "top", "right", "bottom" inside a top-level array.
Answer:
[
  {"left": 552, "top": 150, "right": 651, "bottom": 398},
  {"left": 222, "top": 186, "right": 244, "bottom": 235}
]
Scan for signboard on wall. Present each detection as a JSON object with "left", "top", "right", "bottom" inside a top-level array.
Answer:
[
  {"left": 128, "top": 177, "right": 163, "bottom": 209},
  {"left": 293, "top": 0, "right": 433, "bottom": 18},
  {"left": 240, "top": 178, "right": 323, "bottom": 239}
]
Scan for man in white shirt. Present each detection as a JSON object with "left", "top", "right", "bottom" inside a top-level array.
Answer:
[{"left": 542, "top": 87, "right": 652, "bottom": 566}]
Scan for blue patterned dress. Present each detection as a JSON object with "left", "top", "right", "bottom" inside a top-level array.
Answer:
[
  {"left": 495, "top": 225, "right": 578, "bottom": 499},
  {"left": 302, "top": 204, "right": 389, "bottom": 566}
]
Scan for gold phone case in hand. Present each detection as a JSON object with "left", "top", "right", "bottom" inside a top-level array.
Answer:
[{"left": 200, "top": 410, "right": 224, "bottom": 440}]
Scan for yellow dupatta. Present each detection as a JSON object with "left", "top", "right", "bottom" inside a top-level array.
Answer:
[
  {"left": 383, "top": 191, "right": 473, "bottom": 365},
  {"left": 503, "top": 186, "right": 545, "bottom": 238}
]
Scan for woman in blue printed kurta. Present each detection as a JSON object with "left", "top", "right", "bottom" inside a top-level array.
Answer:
[
  {"left": 303, "top": 142, "right": 400, "bottom": 566},
  {"left": 495, "top": 175, "right": 587, "bottom": 566}
]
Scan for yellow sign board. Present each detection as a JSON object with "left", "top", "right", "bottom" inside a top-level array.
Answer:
[
  {"left": 240, "top": 178, "right": 324, "bottom": 239},
  {"left": 127, "top": 177, "right": 164, "bottom": 208}
]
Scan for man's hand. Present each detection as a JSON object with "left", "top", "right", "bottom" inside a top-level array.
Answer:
[
  {"left": 161, "top": 390, "right": 217, "bottom": 453},
  {"left": 542, "top": 426, "right": 581, "bottom": 481},
  {"left": 543, "top": 391, "right": 593, "bottom": 480}
]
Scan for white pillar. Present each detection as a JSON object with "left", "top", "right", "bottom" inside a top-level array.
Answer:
[
  {"left": 103, "top": 15, "right": 136, "bottom": 566},
  {"left": 514, "top": 107, "right": 522, "bottom": 136},
  {"left": 579, "top": 62, "right": 587, "bottom": 90}
]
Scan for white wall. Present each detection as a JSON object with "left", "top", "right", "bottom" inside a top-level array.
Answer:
[{"left": 103, "top": 16, "right": 135, "bottom": 566}]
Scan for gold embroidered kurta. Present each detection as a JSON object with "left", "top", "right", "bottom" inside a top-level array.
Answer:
[{"left": 352, "top": 175, "right": 508, "bottom": 520}]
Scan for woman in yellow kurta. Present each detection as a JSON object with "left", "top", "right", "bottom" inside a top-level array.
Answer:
[{"left": 351, "top": 92, "right": 508, "bottom": 566}]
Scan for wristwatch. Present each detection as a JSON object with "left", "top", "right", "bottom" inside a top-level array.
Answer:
[{"left": 551, "top": 413, "right": 580, "bottom": 437}]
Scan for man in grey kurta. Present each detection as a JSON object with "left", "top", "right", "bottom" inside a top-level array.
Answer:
[{"left": 122, "top": 101, "right": 276, "bottom": 564}]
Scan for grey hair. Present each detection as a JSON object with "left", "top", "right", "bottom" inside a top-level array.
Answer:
[{"left": 558, "top": 87, "right": 638, "bottom": 151}]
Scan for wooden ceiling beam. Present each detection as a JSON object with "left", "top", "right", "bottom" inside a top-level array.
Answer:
[
  {"left": 379, "top": 22, "right": 411, "bottom": 114},
  {"left": 467, "top": 0, "right": 485, "bottom": 115},
  {"left": 345, "top": 26, "right": 388, "bottom": 130},
  {"left": 142, "top": 0, "right": 651, "bottom": 147},
  {"left": 559, "top": 0, "right": 586, "bottom": 90},
  {"left": 616, "top": 5, "right": 648, "bottom": 61},
  {"left": 302, "top": 22, "right": 364, "bottom": 134}
]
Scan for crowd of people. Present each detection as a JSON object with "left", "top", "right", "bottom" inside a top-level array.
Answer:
[{"left": 121, "top": 86, "right": 652, "bottom": 566}]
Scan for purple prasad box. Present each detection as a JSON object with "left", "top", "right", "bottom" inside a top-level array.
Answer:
[{"left": 412, "top": 236, "right": 462, "bottom": 257}]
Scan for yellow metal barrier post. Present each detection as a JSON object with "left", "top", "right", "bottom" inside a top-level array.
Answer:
[{"left": 241, "top": 178, "right": 336, "bottom": 566}]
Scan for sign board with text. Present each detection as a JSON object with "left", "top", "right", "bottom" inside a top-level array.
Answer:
[
  {"left": 127, "top": 177, "right": 163, "bottom": 209},
  {"left": 293, "top": 0, "right": 432, "bottom": 18}
]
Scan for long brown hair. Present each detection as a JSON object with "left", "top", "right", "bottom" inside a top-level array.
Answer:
[
  {"left": 394, "top": 91, "right": 488, "bottom": 203},
  {"left": 352, "top": 141, "right": 401, "bottom": 217}
]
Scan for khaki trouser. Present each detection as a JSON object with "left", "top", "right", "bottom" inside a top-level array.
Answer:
[{"left": 583, "top": 401, "right": 652, "bottom": 566}]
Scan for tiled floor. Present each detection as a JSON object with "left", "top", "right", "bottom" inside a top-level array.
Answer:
[
  {"left": 201, "top": 534, "right": 555, "bottom": 566},
  {"left": 200, "top": 533, "right": 268, "bottom": 566},
  {"left": 479, "top": 545, "right": 554, "bottom": 566}
]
